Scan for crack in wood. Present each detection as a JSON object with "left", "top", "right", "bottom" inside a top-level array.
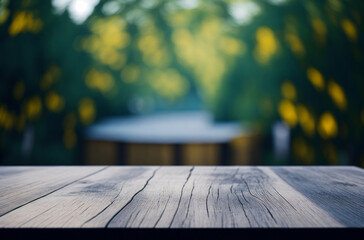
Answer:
[
  {"left": 242, "top": 176, "right": 277, "bottom": 224},
  {"left": 153, "top": 195, "right": 171, "bottom": 227},
  {"left": 234, "top": 189, "right": 252, "bottom": 227},
  {"left": 127, "top": 208, "right": 141, "bottom": 227},
  {"left": 206, "top": 184, "right": 212, "bottom": 218},
  {"left": 270, "top": 185, "right": 297, "bottom": 211},
  {"left": 139, "top": 205, "right": 152, "bottom": 227},
  {"left": 227, "top": 186, "right": 234, "bottom": 228},
  {"left": 80, "top": 205, "right": 91, "bottom": 215},
  {"left": 105, "top": 167, "right": 160, "bottom": 228},
  {"left": 169, "top": 166, "right": 194, "bottom": 227},
  {"left": 181, "top": 181, "right": 195, "bottom": 227},
  {"left": 81, "top": 181, "right": 124, "bottom": 227}
]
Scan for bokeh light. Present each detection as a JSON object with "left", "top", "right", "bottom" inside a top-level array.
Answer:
[{"left": 0, "top": 0, "right": 364, "bottom": 167}]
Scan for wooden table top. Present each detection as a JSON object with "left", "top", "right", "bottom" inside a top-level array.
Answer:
[{"left": 0, "top": 166, "right": 363, "bottom": 229}]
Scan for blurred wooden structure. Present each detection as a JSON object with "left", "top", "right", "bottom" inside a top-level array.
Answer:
[{"left": 83, "top": 111, "right": 261, "bottom": 165}]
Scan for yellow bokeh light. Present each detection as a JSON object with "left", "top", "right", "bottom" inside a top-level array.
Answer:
[
  {"left": 311, "top": 18, "right": 327, "bottom": 44},
  {"left": 98, "top": 47, "right": 120, "bottom": 66},
  {"left": 78, "top": 98, "right": 96, "bottom": 125},
  {"left": 201, "top": 18, "right": 221, "bottom": 40},
  {"left": 0, "top": 105, "right": 15, "bottom": 131},
  {"left": 219, "top": 37, "right": 245, "bottom": 56},
  {"left": 168, "top": 11, "right": 189, "bottom": 27},
  {"left": 110, "top": 53, "right": 127, "bottom": 70},
  {"left": 341, "top": 19, "right": 357, "bottom": 42},
  {"left": 8, "top": 11, "right": 42, "bottom": 36},
  {"left": 172, "top": 29, "right": 192, "bottom": 47},
  {"left": 278, "top": 100, "right": 297, "bottom": 127},
  {"left": 318, "top": 112, "right": 338, "bottom": 139},
  {"left": 173, "top": 24, "right": 228, "bottom": 102},
  {"left": 306, "top": 67, "right": 325, "bottom": 91},
  {"left": 25, "top": 95, "right": 42, "bottom": 120},
  {"left": 83, "top": 17, "right": 130, "bottom": 67},
  {"left": 281, "top": 81, "right": 296, "bottom": 100},
  {"left": 296, "top": 104, "right": 315, "bottom": 137},
  {"left": 285, "top": 33, "right": 305, "bottom": 57},
  {"left": 254, "top": 27, "right": 278, "bottom": 64},
  {"left": 138, "top": 34, "right": 160, "bottom": 54},
  {"left": 138, "top": 26, "right": 171, "bottom": 68},
  {"left": 143, "top": 49, "right": 171, "bottom": 67},
  {"left": 327, "top": 80, "right": 347, "bottom": 110},
  {"left": 45, "top": 91, "right": 65, "bottom": 113},
  {"left": 85, "top": 69, "right": 115, "bottom": 93},
  {"left": 149, "top": 69, "right": 189, "bottom": 101}
]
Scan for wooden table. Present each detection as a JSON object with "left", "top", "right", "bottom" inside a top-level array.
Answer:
[{"left": 0, "top": 166, "right": 363, "bottom": 237}]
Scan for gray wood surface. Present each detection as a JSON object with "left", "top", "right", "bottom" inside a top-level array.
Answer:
[{"left": 0, "top": 166, "right": 363, "bottom": 228}]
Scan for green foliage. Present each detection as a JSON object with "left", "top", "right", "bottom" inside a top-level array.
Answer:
[
  {"left": 1, "top": 0, "right": 364, "bottom": 166},
  {"left": 0, "top": 0, "right": 132, "bottom": 164}
]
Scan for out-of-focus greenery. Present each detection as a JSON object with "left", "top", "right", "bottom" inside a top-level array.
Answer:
[
  {"left": 1, "top": 0, "right": 364, "bottom": 166},
  {"left": 0, "top": 0, "right": 135, "bottom": 164}
]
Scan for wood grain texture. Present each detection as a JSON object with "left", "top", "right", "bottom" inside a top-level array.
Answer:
[
  {"left": 0, "top": 166, "right": 105, "bottom": 217},
  {"left": 0, "top": 166, "right": 363, "bottom": 228}
]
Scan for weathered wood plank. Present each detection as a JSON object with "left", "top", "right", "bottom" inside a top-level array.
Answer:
[
  {"left": 0, "top": 167, "right": 158, "bottom": 227},
  {"left": 271, "top": 166, "right": 364, "bottom": 227},
  {"left": 0, "top": 166, "right": 105, "bottom": 217},
  {"left": 105, "top": 167, "right": 193, "bottom": 228},
  {"left": 167, "top": 167, "right": 342, "bottom": 228},
  {"left": 0, "top": 166, "right": 363, "bottom": 228}
]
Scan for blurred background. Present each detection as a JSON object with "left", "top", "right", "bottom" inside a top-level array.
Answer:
[{"left": 0, "top": 0, "right": 363, "bottom": 167}]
